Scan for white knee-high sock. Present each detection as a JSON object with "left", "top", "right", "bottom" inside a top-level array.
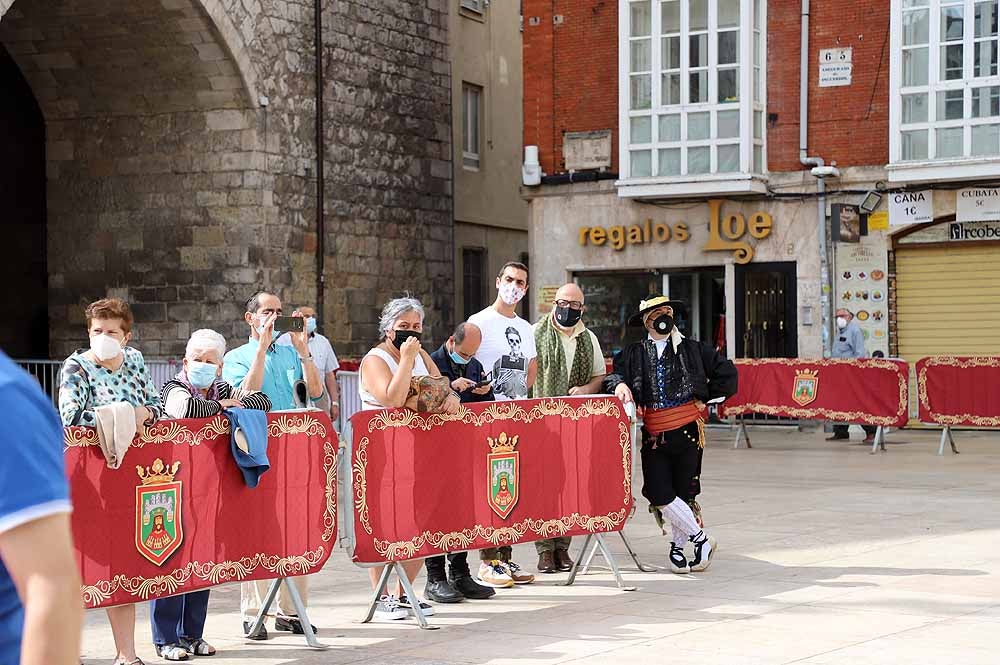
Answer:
[
  {"left": 671, "top": 524, "right": 687, "bottom": 546},
  {"left": 663, "top": 497, "right": 702, "bottom": 538}
]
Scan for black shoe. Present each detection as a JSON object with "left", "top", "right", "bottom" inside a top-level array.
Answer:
[
  {"left": 451, "top": 574, "right": 495, "bottom": 599},
  {"left": 242, "top": 621, "right": 268, "bottom": 641},
  {"left": 274, "top": 614, "right": 317, "bottom": 634},
  {"left": 424, "top": 578, "right": 464, "bottom": 603}
]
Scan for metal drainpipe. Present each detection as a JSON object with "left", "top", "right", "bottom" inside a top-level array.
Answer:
[
  {"left": 798, "top": 0, "right": 832, "bottom": 358},
  {"left": 314, "top": 0, "right": 326, "bottom": 326}
]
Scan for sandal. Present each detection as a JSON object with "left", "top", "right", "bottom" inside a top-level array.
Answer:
[
  {"left": 154, "top": 644, "right": 189, "bottom": 661},
  {"left": 179, "top": 638, "right": 216, "bottom": 656}
]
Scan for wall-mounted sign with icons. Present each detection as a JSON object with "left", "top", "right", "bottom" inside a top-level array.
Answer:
[{"left": 835, "top": 239, "right": 889, "bottom": 357}]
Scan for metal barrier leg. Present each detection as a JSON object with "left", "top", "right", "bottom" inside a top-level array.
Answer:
[
  {"left": 282, "top": 577, "right": 325, "bottom": 649},
  {"left": 562, "top": 533, "right": 593, "bottom": 587},
  {"left": 593, "top": 534, "right": 637, "bottom": 592},
  {"left": 361, "top": 564, "right": 395, "bottom": 624},
  {"left": 871, "top": 425, "right": 884, "bottom": 455},
  {"left": 938, "top": 427, "right": 958, "bottom": 455},
  {"left": 619, "top": 531, "right": 658, "bottom": 573},
  {"left": 733, "top": 419, "right": 752, "bottom": 449},
  {"left": 246, "top": 578, "right": 281, "bottom": 640},
  {"left": 396, "top": 563, "right": 438, "bottom": 630},
  {"left": 579, "top": 536, "right": 601, "bottom": 575},
  {"left": 948, "top": 427, "right": 959, "bottom": 454}
]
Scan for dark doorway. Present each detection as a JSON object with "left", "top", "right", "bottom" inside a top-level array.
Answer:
[
  {"left": 0, "top": 44, "right": 48, "bottom": 358},
  {"left": 735, "top": 261, "right": 797, "bottom": 358}
]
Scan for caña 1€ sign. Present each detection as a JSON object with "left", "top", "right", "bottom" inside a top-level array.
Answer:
[{"left": 578, "top": 199, "right": 773, "bottom": 264}]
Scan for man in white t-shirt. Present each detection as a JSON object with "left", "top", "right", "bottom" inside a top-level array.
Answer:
[
  {"left": 469, "top": 262, "right": 537, "bottom": 401},
  {"left": 468, "top": 261, "right": 537, "bottom": 587}
]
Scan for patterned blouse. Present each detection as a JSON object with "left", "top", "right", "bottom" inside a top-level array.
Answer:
[{"left": 58, "top": 347, "right": 163, "bottom": 427}]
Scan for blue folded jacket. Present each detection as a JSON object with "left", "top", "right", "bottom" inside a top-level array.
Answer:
[{"left": 224, "top": 408, "right": 270, "bottom": 488}]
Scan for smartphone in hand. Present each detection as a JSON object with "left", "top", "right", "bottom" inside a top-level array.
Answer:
[
  {"left": 475, "top": 372, "right": 493, "bottom": 388},
  {"left": 273, "top": 316, "right": 305, "bottom": 334}
]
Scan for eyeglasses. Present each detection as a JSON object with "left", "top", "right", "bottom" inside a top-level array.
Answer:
[{"left": 554, "top": 299, "right": 584, "bottom": 310}]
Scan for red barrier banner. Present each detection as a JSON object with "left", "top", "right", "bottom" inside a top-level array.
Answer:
[
  {"left": 349, "top": 397, "right": 632, "bottom": 563},
  {"left": 719, "top": 358, "right": 909, "bottom": 427},
  {"left": 917, "top": 357, "right": 1000, "bottom": 427},
  {"left": 64, "top": 411, "right": 337, "bottom": 608}
]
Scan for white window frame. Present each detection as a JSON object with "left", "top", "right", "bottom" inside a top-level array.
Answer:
[
  {"left": 462, "top": 83, "right": 482, "bottom": 171},
  {"left": 889, "top": 0, "right": 1000, "bottom": 183},
  {"left": 617, "top": 0, "right": 768, "bottom": 198},
  {"left": 461, "top": 0, "right": 485, "bottom": 14}
]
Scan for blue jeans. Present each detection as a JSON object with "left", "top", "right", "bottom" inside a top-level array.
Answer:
[{"left": 150, "top": 590, "right": 210, "bottom": 646}]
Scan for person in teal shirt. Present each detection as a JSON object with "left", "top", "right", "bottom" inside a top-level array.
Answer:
[
  {"left": 223, "top": 290, "right": 324, "bottom": 639},
  {"left": 223, "top": 291, "right": 324, "bottom": 411}
]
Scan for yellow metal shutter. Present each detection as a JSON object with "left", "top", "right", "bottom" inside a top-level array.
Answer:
[{"left": 895, "top": 244, "right": 1000, "bottom": 360}]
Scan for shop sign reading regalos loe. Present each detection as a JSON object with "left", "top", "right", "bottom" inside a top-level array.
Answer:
[{"left": 577, "top": 200, "right": 772, "bottom": 264}]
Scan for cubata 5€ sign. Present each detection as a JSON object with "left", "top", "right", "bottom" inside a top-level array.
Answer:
[{"left": 578, "top": 200, "right": 773, "bottom": 264}]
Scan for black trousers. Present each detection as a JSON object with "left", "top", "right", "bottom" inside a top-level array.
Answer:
[
  {"left": 639, "top": 421, "right": 703, "bottom": 507},
  {"left": 425, "top": 552, "right": 471, "bottom": 581}
]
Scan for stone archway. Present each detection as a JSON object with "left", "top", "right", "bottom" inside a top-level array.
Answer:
[{"left": 0, "top": 0, "right": 274, "bottom": 359}]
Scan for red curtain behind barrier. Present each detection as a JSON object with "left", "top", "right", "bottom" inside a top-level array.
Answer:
[
  {"left": 65, "top": 411, "right": 337, "bottom": 608},
  {"left": 349, "top": 398, "right": 633, "bottom": 564},
  {"left": 917, "top": 357, "right": 1000, "bottom": 427},
  {"left": 719, "top": 358, "right": 909, "bottom": 427}
]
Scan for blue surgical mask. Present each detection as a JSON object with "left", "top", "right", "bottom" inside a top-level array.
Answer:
[
  {"left": 306, "top": 317, "right": 317, "bottom": 334},
  {"left": 450, "top": 350, "right": 470, "bottom": 365},
  {"left": 187, "top": 360, "right": 218, "bottom": 389}
]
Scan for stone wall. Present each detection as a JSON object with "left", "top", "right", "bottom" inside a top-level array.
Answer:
[
  {"left": 320, "top": 0, "right": 454, "bottom": 355},
  {"left": 0, "top": 0, "right": 452, "bottom": 361}
]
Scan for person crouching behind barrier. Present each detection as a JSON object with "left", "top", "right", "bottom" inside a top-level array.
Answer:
[
  {"left": 602, "top": 296, "right": 737, "bottom": 574},
  {"left": 58, "top": 297, "right": 162, "bottom": 665},
  {"left": 359, "top": 297, "right": 460, "bottom": 620},
  {"left": 148, "top": 329, "right": 272, "bottom": 660}
]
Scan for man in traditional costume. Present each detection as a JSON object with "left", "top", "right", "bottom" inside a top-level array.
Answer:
[{"left": 603, "top": 296, "right": 737, "bottom": 574}]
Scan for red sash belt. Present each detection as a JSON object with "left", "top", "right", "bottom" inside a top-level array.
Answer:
[{"left": 643, "top": 402, "right": 705, "bottom": 436}]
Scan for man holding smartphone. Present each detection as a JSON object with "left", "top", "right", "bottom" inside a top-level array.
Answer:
[
  {"left": 277, "top": 305, "right": 341, "bottom": 425},
  {"left": 222, "top": 290, "right": 324, "bottom": 639},
  {"left": 421, "top": 322, "right": 496, "bottom": 604}
]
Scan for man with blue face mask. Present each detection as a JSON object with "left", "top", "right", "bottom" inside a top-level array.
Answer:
[
  {"left": 277, "top": 305, "right": 341, "bottom": 424},
  {"left": 423, "top": 322, "right": 496, "bottom": 604}
]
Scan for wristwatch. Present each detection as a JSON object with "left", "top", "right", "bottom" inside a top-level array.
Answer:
[{"left": 299, "top": 354, "right": 313, "bottom": 361}]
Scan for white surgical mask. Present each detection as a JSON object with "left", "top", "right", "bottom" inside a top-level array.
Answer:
[
  {"left": 90, "top": 333, "right": 123, "bottom": 361},
  {"left": 499, "top": 282, "right": 526, "bottom": 306},
  {"left": 836, "top": 316, "right": 848, "bottom": 330}
]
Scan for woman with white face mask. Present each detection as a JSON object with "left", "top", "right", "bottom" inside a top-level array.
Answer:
[
  {"left": 57, "top": 297, "right": 164, "bottom": 665},
  {"left": 160, "top": 329, "right": 271, "bottom": 420}
]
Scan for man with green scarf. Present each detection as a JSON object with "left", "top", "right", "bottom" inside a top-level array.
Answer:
[{"left": 530, "top": 282, "right": 607, "bottom": 573}]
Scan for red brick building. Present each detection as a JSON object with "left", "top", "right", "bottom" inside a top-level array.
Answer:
[{"left": 522, "top": 0, "right": 1000, "bottom": 363}]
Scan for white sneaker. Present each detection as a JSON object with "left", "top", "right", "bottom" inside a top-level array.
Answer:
[
  {"left": 477, "top": 560, "right": 515, "bottom": 588},
  {"left": 669, "top": 542, "right": 690, "bottom": 574},
  {"left": 398, "top": 594, "right": 436, "bottom": 617},
  {"left": 689, "top": 532, "right": 717, "bottom": 572},
  {"left": 373, "top": 594, "right": 407, "bottom": 621}
]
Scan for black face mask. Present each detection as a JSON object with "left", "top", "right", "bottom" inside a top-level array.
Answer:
[
  {"left": 554, "top": 306, "right": 583, "bottom": 328},
  {"left": 391, "top": 330, "right": 422, "bottom": 349},
  {"left": 651, "top": 314, "right": 674, "bottom": 335}
]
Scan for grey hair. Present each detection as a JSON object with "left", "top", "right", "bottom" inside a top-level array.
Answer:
[
  {"left": 378, "top": 297, "right": 425, "bottom": 337},
  {"left": 186, "top": 329, "right": 227, "bottom": 360}
]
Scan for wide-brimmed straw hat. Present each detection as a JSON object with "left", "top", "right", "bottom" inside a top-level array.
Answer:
[{"left": 627, "top": 295, "right": 685, "bottom": 326}]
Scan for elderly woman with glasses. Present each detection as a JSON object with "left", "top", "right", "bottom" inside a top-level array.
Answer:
[{"left": 358, "top": 297, "right": 459, "bottom": 621}]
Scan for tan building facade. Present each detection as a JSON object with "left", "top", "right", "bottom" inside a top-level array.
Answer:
[{"left": 450, "top": 0, "right": 529, "bottom": 321}]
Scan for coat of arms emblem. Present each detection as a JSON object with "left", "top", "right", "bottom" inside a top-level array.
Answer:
[
  {"left": 135, "top": 458, "right": 183, "bottom": 566},
  {"left": 487, "top": 432, "right": 519, "bottom": 519},
  {"left": 792, "top": 369, "right": 819, "bottom": 406}
]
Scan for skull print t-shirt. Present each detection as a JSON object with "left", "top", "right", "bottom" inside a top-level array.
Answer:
[{"left": 468, "top": 306, "right": 536, "bottom": 401}]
